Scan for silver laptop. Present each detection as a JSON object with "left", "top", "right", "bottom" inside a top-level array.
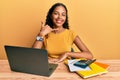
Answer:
[{"left": 4, "top": 45, "right": 58, "bottom": 77}]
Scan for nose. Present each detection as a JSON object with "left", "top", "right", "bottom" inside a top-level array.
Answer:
[{"left": 58, "top": 14, "right": 62, "bottom": 19}]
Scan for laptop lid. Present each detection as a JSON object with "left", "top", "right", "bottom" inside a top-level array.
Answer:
[{"left": 4, "top": 45, "right": 58, "bottom": 76}]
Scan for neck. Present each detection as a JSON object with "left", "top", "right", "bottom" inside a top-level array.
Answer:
[{"left": 53, "top": 26, "right": 64, "bottom": 33}]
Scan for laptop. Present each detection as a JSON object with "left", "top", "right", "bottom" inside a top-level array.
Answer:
[{"left": 4, "top": 45, "right": 58, "bottom": 77}]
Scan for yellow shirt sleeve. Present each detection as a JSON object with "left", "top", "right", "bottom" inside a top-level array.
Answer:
[{"left": 69, "top": 29, "right": 77, "bottom": 44}]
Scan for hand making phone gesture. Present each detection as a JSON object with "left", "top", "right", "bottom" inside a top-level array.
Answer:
[{"left": 39, "top": 21, "right": 59, "bottom": 37}]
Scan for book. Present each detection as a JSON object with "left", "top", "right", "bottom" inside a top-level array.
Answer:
[
  {"left": 64, "top": 59, "right": 109, "bottom": 79},
  {"left": 94, "top": 61, "right": 109, "bottom": 69},
  {"left": 76, "top": 63, "right": 108, "bottom": 78}
]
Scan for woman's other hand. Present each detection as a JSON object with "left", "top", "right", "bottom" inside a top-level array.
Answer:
[{"left": 56, "top": 52, "right": 70, "bottom": 63}]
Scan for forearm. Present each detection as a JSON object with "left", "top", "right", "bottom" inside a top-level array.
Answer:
[
  {"left": 32, "top": 33, "right": 44, "bottom": 49},
  {"left": 32, "top": 40, "right": 43, "bottom": 49},
  {"left": 67, "top": 51, "right": 93, "bottom": 60}
]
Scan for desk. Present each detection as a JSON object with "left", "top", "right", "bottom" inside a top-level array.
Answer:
[{"left": 0, "top": 60, "right": 120, "bottom": 80}]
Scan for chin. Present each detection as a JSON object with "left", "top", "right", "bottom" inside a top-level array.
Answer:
[{"left": 55, "top": 24, "right": 63, "bottom": 27}]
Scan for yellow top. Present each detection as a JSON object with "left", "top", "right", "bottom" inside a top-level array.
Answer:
[{"left": 44, "top": 29, "right": 77, "bottom": 58}]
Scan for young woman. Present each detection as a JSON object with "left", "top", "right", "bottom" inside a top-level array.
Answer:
[{"left": 32, "top": 3, "right": 93, "bottom": 63}]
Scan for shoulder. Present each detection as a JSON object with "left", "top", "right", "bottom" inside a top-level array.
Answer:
[
  {"left": 65, "top": 29, "right": 78, "bottom": 41},
  {"left": 66, "top": 29, "right": 77, "bottom": 35},
  {"left": 65, "top": 29, "right": 76, "bottom": 34}
]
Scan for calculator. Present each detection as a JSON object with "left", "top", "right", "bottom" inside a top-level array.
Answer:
[{"left": 73, "top": 59, "right": 96, "bottom": 68}]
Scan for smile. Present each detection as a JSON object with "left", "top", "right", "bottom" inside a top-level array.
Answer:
[{"left": 56, "top": 19, "right": 63, "bottom": 24}]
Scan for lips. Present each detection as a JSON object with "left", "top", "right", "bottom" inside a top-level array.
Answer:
[{"left": 56, "top": 19, "right": 63, "bottom": 24}]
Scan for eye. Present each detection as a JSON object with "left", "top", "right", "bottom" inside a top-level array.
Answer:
[
  {"left": 53, "top": 12, "right": 58, "bottom": 15},
  {"left": 62, "top": 13, "right": 66, "bottom": 16}
]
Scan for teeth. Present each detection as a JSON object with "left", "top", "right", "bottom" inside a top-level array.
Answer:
[
  {"left": 57, "top": 21, "right": 61, "bottom": 22},
  {"left": 56, "top": 20, "right": 62, "bottom": 23}
]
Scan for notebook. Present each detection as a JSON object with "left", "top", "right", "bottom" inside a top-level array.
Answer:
[
  {"left": 76, "top": 63, "right": 108, "bottom": 78},
  {"left": 94, "top": 61, "right": 109, "bottom": 69},
  {"left": 4, "top": 45, "right": 58, "bottom": 77},
  {"left": 64, "top": 59, "right": 108, "bottom": 79}
]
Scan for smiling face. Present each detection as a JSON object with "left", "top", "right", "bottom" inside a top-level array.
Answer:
[{"left": 51, "top": 6, "right": 66, "bottom": 28}]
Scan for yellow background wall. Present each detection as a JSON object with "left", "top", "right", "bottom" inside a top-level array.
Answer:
[{"left": 0, "top": 0, "right": 120, "bottom": 59}]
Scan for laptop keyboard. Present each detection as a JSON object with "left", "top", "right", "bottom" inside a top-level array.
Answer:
[
  {"left": 49, "top": 63, "right": 57, "bottom": 71},
  {"left": 47, "top": 63, "right": 58, "bottom": 76}
]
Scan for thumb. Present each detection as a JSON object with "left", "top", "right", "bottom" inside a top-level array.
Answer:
[{"left": 41, "top": 21, "right": 45, "bottom": 28}]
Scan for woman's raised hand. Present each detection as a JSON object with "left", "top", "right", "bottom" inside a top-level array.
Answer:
[{"left": 39, "top": 21, "right": 58, "bottom": 37}]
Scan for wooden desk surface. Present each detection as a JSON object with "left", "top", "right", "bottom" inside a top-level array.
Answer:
[{"left": 0, "top": 60, "right": 120, "bottom": 80}]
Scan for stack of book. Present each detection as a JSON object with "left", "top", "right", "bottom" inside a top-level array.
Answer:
[{"left": 65, "top": 59, "right": 109, "bottom": 79}]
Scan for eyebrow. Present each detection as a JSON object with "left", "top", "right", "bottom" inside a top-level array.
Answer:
[{"left": 53, "top": 10, "right": 66, "bottom": 14}]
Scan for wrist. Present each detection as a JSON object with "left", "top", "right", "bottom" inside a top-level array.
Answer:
[
  {"left": 36, "top": 35, "right": 44, "bottom": 42},
  {"left": 38, "top": 32, "right": 45, "bottom": 38},
  {"left": 66, "top": 52, "right": 71, "bottom": 57}
]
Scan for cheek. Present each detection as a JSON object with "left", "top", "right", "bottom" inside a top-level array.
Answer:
[
  {"left": 63, "top": 17, "right": 66, "bottom": 21},
  {"left": 52, "top": 15, "right": 58, "bottom": 19},
  {"left": 62, "top": 17, "right": 66, "bottom": 23}
]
